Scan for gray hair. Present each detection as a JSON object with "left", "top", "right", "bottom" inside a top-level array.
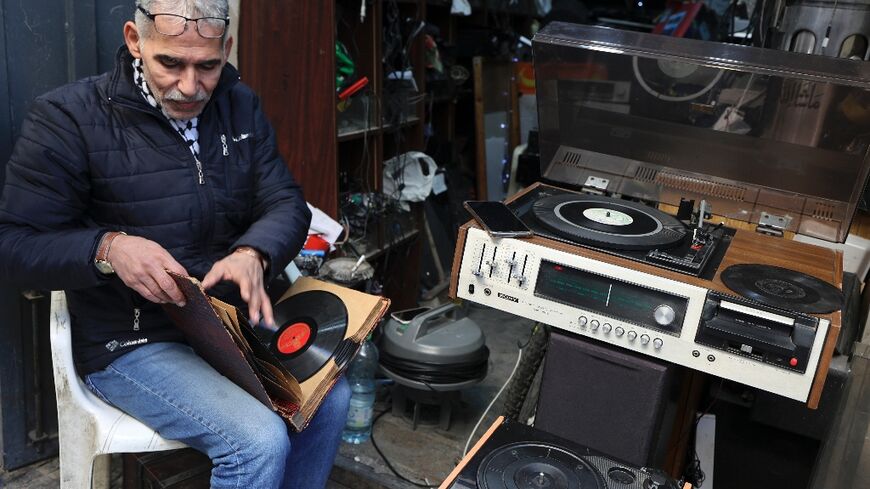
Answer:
[{"left": 134, "top": 0, "right": 229, "bottom": 42}]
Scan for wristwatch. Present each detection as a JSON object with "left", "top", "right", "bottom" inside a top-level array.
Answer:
[{"left": 94, "top": 231, "right": 126, "bottom": 275}]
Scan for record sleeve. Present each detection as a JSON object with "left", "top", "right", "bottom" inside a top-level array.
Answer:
[{"left": 162, "top": 274, "right": 389, "bottom": 431}]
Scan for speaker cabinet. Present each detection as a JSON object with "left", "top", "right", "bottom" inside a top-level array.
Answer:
[{"left": 535, "top": 330, "right": 684, "bottom": 468}]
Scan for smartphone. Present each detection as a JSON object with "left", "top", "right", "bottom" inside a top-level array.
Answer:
[{"left": 464, "top": 200, "right": 533, "bottom": 238}]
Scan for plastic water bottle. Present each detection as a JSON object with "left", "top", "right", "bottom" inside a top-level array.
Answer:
[{"left": 342, "top": 337, "right": 378, "bottom": 443}]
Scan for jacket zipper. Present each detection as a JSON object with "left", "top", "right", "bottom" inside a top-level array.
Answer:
[
  {"left": 193, "top": 156, "right": 205, "bottom": 184},
  {"left": 221, "top": 134, "right": 229, "bottom": 156},
  {"left": 133, "top": 307, "right": 141, "bottom": 331},
  {"left": 108, "top": 95, "right": 216, "bottom": 259},
  {"left": 107, "top": 97, "right": 206, "bottom": 185}
]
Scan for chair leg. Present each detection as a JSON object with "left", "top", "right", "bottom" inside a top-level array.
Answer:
[
  {"left": 57, "top": 431, "right": 100, "bottom": 489},
  {"left": 58, "top": 450, "right": 95, "bottom": 489},
  {"left": 93, "top": 454, "right": 111, "bottom": 489}
]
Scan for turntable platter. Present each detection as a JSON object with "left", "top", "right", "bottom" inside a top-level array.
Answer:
[
  {"left": 476, "top": 442, "right": 605, "bottom": 489},
  {"left": 532, "top": 194, "right": 687, "bottom": 250}
]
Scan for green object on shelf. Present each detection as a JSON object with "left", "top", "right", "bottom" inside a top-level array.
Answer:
[{"left": 336, "top": 42, "right": 355, "bottom": 89}]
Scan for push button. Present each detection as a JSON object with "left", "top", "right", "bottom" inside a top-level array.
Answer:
[{"left": 468, "top": 284, "right": 475, "bottom": 294}]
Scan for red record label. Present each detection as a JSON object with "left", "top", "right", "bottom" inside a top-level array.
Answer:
[{"left": 277, "top": 322, "right": 312, "bottom": 355}]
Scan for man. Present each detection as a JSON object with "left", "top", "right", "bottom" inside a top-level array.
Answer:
[{"left": 0, "top": 1, "right": 349, "bottom": 488}]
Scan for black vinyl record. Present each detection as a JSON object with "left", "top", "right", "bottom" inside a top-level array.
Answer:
[
  {"left": 476, "top": 442, "right": 604, "bottom": 489},
  {"left": 253, "top": 290, "right": 348, "bottom": 382},
  {"left": 720, "top": 264, "right": 844, "bottom": 314},
  {"left": 532, "top": 193, "right": 687, "bottom": 250}
]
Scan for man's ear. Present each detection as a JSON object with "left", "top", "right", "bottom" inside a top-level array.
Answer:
[
  {"left": 224, "top": 35, "right": 234, "bottom": 62},
  {"left": 124, "top": 21, "right": 143, "bottom": 58}
]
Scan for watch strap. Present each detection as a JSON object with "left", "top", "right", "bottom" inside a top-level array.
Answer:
[{"left": 95, "top": 231, "right": 126, "bottom": 270}]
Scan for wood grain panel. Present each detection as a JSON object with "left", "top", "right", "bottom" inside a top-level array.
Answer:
[{"left": 238, "top": 1, "right": 338, "bottom": 217}]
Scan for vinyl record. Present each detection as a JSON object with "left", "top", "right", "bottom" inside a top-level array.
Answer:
[
  {"left": 720, "top": 264, "right": 844, "bottom": 314},
  {"left": 476, "top": 442, "right": 604, "bottom": 489},
  {"left": 253, "top": 290, "right": 348, "bottom": 382},
  {"left": 532, "top": 193, "right": 687, "bottom": 250}
]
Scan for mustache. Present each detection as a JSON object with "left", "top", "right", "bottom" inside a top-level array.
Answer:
[{"left": 163, "top": 89, "right": 208, "bottom": 103}]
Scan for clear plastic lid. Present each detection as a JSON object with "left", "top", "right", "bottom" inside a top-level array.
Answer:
[{"left": 533, "top": 22, "right": 870, "bottom": 242}]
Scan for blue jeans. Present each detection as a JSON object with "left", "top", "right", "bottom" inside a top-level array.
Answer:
[{"left": 85, "top": 342, "right": 350, "bottom": 489}]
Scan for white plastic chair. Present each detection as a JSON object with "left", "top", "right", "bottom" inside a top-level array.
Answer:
[{"left": 50, "top": 291, "right": 187, "bottom": 488}]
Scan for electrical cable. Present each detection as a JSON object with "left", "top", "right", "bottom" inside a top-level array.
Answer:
[
  {"left": 462, "top": 345, "right": 524, "bottom": 456},
  {"left": 678, "top": 378, "right": 724, "bottom": 486},
  {"left": 370, "top": 409, "right": 439, "bottom": 488}
]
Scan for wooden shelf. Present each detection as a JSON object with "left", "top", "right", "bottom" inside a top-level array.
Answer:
[
  {"left": 337, "top": 115, "right": 421, "bottom": 142},
  {"left": 348, "top": 228, "right": 420, "bottom": 262}
]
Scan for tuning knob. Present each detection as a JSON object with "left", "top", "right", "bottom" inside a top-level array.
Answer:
[{"left": 654, "top": 305, "right": 676, "bottom": 326}]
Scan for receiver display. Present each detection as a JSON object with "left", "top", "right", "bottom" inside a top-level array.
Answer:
[{"left": 534, "top": 260, "right": 688, "bottom": 335}]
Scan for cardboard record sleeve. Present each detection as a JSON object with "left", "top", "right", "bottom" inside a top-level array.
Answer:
[{"left": 162, "top": 274, "right": 390, "bottom": 431}]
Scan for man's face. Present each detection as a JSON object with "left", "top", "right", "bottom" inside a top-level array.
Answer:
[{"left": 124, "top": 20, "right": 232, "bottom": 119}]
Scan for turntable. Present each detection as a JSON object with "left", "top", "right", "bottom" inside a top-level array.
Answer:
[
  {"left": 439, "top": 417, "right": 685, "bottom": 489},
  {"left": 450, "top": 23, "right": 870, "bottom": 407}
]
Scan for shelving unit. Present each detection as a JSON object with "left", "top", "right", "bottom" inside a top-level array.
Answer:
[{"left": 238, "top": 1, "right": 541, "bottom": 308}]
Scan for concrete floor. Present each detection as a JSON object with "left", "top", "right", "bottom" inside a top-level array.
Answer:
[{"left": 0, "top": 303, "right": 535, "bottom": 489}]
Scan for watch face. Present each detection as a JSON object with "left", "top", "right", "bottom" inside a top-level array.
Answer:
[{"left": 95, "top": 260, "right": 115, "bottom": 274}]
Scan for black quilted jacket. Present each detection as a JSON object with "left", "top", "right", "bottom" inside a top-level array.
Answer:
[{"left": 0, "top": 47, "right": 312, "bottom": 375}]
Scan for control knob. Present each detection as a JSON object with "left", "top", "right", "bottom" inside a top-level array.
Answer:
[
  {"left": 602, "top": 323, "right": 612, "bottom": 333},
  {"left": 654, "top": 305, "right": 676, "bottom": 326},
  {"left": 512, "top": 275, "right": 526, "bottom": 286},
  {"left": 653, "top": 338, "right": 663, "bottom": 350},
  {"left": 615, "top": 326, "right": 625, "bottom": 337},
  {"left": 643, "top": 470, "right": 677, "bottom": 489},
  {"left": 590, "top": 320, "right": 600, "bottom": 330},
  {"left": 640, "top": 334, "right": 650, "bottom": 345},
  {"left": 627, "top": 331, "right": 637, "bottom": 341}
]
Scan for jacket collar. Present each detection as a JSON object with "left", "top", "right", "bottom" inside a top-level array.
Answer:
[{"left": 107, "top": 45, "right": 241, "bottom": 112}]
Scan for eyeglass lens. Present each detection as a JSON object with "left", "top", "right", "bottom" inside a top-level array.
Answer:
[{"left": 153, "top": 14, "right": 226, "bottom": 38}]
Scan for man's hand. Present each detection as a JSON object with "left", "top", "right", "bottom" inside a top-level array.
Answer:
[
  {"left": 109, "top": 235, "right": 188, "bottom": 306},
  {"left": 202, "top": 249, "right": 273, "bottom": 326}
]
